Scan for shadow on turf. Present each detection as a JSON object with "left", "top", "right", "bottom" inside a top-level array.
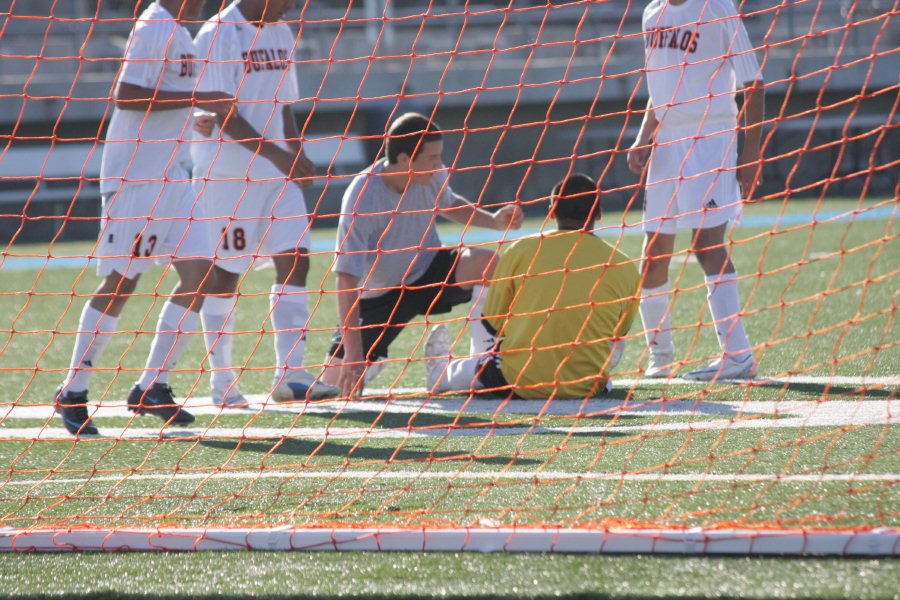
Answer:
[
  {"left": 329, "top": 410, "right": 647, "bottom": 430},
  {"left": 751, "top": 381, "right": 897, "bottom": 399},
  {"left": 198, "top": 437, "right": 547, "bottom": 465}
]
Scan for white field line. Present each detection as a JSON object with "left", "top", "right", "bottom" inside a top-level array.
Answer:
[
  {"left": 1, "top": 470, "right": 897, "bottom": 489},
  {"left": 2, "top": 374, "right": 898, "bottom": 421},
  {"left": 0, "top": 400, "right": 896, "bottom": 441}
]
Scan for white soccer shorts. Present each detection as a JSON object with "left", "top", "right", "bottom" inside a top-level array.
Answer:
[
  {"left": 96, "top": 178, "right": 215, "bottom": 279},
  {"left": 194, "top": 177, "right": 313, "bottom": 274},
  {"left": 643, "top": 128, "right": 742, "bottom": 234}
]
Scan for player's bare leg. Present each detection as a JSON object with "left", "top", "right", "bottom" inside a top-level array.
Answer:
[
  {"left": 685, "top": 223, "right": 756, "bottom": 381},
  {"left": 454, "top": 247, "right": 498, "bottom": 356},
  {"left": 691, "top": 223, "right": 735, "bottom": 278},
  {"left": 270, "top": 248, "right": 339, "bottom": 401},
  {"left": 640, "top": 231, "right": 677, "bottom": 377}
]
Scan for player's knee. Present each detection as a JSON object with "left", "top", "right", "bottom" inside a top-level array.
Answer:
[
  {"left": 458, "top": 248, "right": 496, "bottom": 284},
  {"left": 91, "top": 273, "right": 138, "bottom": 314},
  {"left": 695, "top": 249, "right": 733, "bottom": 276},
  {"left": 274, "top": 248, "right": 310, "bottom": 285},
  {"left": 174, "top": 259, "right": 216, "bottom": 295},
  {"left": 209, "top": 266, "right": 239, "bottom": 295},
  {"left": 641, "top": 258, "right": 669, "bottom": 289}
]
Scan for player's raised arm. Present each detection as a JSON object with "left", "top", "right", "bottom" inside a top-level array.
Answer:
[
  {"left": 438, "top": 194, "right": 524, "bottom": 231},
  {"left": 627, "top": 99, "right": 658, "bottom": 175}
]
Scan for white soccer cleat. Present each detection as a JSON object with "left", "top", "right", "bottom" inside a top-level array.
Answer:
[
  {"left": 683, "top": 354, "right": 758, "bottom": 382},
  {"left": 212, "top": 385, "right": 250, "bottom": 409},
  {"left": 645, "top": 352, "right": 675, "bottom": 379},
  {"left": 272, "top": 369, "right": 340, "bottom": 402},
  {"left": 424, "top": 324, "right": 452, "bottom": 391}
]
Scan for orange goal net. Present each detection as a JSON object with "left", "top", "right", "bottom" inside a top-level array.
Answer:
[{"left": 0, "top": 0, "right": 897, "bottom": 554}]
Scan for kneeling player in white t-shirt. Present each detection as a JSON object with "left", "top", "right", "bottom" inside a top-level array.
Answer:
[
  {"left": 55, "top": 0, "right": 236, "bottom": 436},
  {"left": 628, "top": 0, "right": 764, "bottom": 381},
  {"left": 192, "top": 0, "right": 339, "bottom": 405},
  {"left": 324, "top": 112, "right": 524, "bottom": 399}
]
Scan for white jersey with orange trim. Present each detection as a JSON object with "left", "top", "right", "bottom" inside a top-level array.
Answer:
[
  {"left": 643, "top": 0, "right": 761, "bottom": 137},
  {"left": 100, "top": 2, "right": 199, "bottom": 195},
  {"left": 192, "top": 2, "right": 301, "bottom": 182}
]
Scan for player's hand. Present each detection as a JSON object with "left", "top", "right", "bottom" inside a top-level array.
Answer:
[
  {"left": 197, "top": 91, "right": 235, "bottom": 120},
  {"left": 337, "top": 353, "right": 366, "bottom": 399},
  {"left": 492, "top": 204, "right": 524, "bottom": 230},
  {"left": 273, "top": 149, "right": 316, "bottom": 188},
  {"left": 627, "top": 141, "right": 651, "bottom": 175},
  {"left": 192, "top": 111, "right": 216, "bottom": 137},
  {"left": 737, "top": 147, "right": 763, "bottom": 199}
]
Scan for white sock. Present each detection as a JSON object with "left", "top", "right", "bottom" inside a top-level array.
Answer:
[
  {"left": 639, "top": 282, "right": 675, "bottom": 359},
  {"left": 201, "top": 295, "right": 238, "bottom": 394},
  {"left": 440, "top": 356, "right": 483, "bottom": 392},
  {"left": 705, "top": 273, "right": 752, "bottom": 358},
  {"left": 137, "top": 301, "right": 198, "bottom": 389},
  {"left": 270, "top": 284, "right": 309, "bottom": 382},
  {"left": 63, "top": 304, "right": 119, "bottom": 393},
  {"left": 468, "top": 284, "right": 494, "bottom": 356}
]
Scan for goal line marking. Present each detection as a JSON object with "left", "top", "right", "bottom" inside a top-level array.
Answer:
[
  {"left": 2, "top": 469, "right": 897, "bottom": 489},
  {"left": 0, "top": 402, "right": 896, "bottom": 441},
  {"left": 3, "top": 389, "right": 897, "bottom": 421}
]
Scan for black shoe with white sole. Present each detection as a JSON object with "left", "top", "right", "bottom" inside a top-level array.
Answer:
[
  {"left": 55, "top": 385, "right": 99, "bottom": 436},
  {"left": 127, "top": 383, "right": 195, "bottom": 426}
]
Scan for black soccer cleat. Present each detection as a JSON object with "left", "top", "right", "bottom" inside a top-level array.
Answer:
[
  {"left": 127, "top": 383, "right": 195, "bottom": 426},
  {"left": 55, "top": 385, "right": 99, "bottom": 436}
]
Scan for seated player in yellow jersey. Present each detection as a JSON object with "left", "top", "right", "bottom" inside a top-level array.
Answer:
[{"left": 425, "top": 173, "right": 641, "bottom": 399}]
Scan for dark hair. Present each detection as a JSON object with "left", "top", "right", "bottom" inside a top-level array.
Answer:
[
  {"left": 551, "top": 173, "right": 600, "bottom": 226},
  {"left": 385, "top": 112, "right": 442, "bottom": 164}
]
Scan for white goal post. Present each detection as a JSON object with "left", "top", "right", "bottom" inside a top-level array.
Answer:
[{"left": 2, "top": 527, "right": 899, "bottom": 556}]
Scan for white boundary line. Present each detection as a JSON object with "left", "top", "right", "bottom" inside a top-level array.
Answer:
[
  {"left": 2, "top": 470, "right": 897, "bottom": 489},
  {"left": 3, "top": 390, "right": 898, "bottom": 421},
  {"left": 1, "top": 526, "right": 898, "bottom": 555},
  {"left": 2, "top": 399, "right": 896, "bottom": 439},
  {"left": 2, "top": 413, "right": 897, "bottom": 441}
]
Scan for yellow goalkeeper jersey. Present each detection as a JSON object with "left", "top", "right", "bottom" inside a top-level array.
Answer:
[{"left": 483, "top": 230, "right": 640, "bottom": 399}]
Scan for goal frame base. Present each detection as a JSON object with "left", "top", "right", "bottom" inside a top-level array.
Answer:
[{"left": 2, "top": 527, "right": 898, "bottom": 555}]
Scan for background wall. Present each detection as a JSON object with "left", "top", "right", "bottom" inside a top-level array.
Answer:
[{"left": 0, "top": 0, "right": 896, "bottom": 243}]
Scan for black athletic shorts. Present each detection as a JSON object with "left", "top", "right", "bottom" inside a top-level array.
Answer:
[{"left": 329, "top": 249, "right": 473, "bottom": 361}]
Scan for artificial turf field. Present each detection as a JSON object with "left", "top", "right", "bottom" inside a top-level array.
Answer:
[{"left": 0, "top": 197, "right": 897, "bottom": 598}]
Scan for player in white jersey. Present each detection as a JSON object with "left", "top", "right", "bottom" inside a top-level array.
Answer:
[
  {"left": 191, "top": 0, "right": 339, "bottom": 405},
  {"left": 55, "top": 0, "right": 237, "bottom": 436},
  {"left": 627, "top": 0, "right": 764, "bottom": 381}
]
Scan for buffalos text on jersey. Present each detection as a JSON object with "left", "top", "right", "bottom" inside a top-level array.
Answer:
[
  {"left": 242, "top": 48, "right": 290, "bottom": 72},
  {"left": 645, "top": 27, "right": 699, "bottom": 53}
]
